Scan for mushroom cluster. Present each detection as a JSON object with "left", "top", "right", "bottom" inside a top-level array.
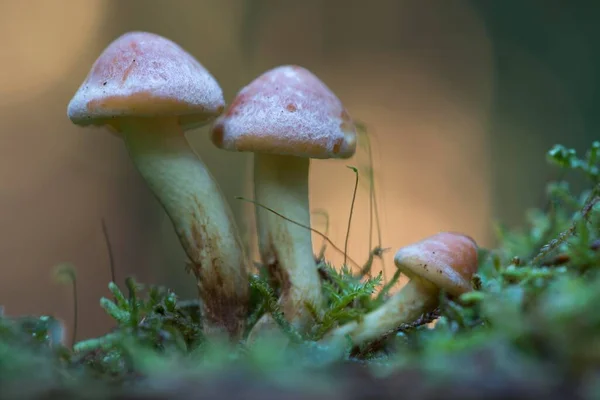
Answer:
[{"left": 67, "top": 31, "right": 479, "bottom": 348}]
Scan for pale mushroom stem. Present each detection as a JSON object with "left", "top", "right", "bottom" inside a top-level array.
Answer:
[
  {"left": 320, "top": 278, "right": 438, "bottom": 349},
  {"left": 251, "top": 152, "right": 323, "bottom": 334},
  {"left": 119, "top": 117, "right": 249, "bottom": 339}
]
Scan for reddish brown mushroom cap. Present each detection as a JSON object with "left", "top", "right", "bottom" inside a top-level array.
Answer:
[
  {"left": 394, "top": 232, "right": 479, "bottom": 296},
  {"left": 67, "top": 31, "right": 225, "bottom": 131},
  {"left": 211, "top": 65, "right": 357, "bottom": 159}
]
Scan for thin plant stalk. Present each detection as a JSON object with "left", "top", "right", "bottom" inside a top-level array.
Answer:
[
  {"left": 344, "top": 166, "right": 359, "bottom": 268},
  {"left": 236, "top": 197, "right": 360, "bottom": 268}
]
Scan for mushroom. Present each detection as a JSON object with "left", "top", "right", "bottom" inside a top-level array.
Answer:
[
  {"left": 211, "top": 65, "right": 356, "bottom": 335},
  {"left": 320, "top": 232, "right": 478, "bottom": 349},
  {"left": 67, "top": 31, "right": 249, "bottom": 339}
]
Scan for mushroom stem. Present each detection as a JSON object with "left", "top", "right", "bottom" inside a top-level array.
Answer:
[
  {"left": 119, "top": 117, "right": 249, "bottom": 339},
  {"left": 251, "top": 152, "right": 323, "bottom": 334},
  {"left": 320, "top": 278, "right": 438, "bottom": 349}
]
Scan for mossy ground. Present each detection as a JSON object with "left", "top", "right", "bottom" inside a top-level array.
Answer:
[{"left": 1, "top": 141, "right": 599, "bottom": 400}]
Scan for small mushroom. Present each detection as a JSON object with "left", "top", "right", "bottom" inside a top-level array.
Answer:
[
  {"left": 320, "top": 232, "right": 478, "bottom": 348},
  {"left": 67, "top": 31, "right": 249, "bottom": 339},
  {"left": 211, "top": 65, "right": 356, "bottom": 336}
]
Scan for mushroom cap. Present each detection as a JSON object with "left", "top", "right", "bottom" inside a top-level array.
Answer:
[
  {"left": 394, "top": 232, "right": 479, "bottom": 297},
  {"left": 210, "top": 65, "right": 357, "bottom": 159},
  {"left": 67, "top": 31, "right": 225, "bottom": 131}
]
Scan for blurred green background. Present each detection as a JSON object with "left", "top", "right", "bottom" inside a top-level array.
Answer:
[{"left": 0, "top": 0, "right": 597, "bottom": 341}]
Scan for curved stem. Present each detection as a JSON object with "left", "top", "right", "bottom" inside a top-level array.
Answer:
[
  {"left": 251, "top": 153, "right": 323, "bottom": 335},
  {"left": 320, "top": 279, "right": 438, "bottom": 349},
  {"left": 120, "top": 117, "right": 249, "bottom": 340}
]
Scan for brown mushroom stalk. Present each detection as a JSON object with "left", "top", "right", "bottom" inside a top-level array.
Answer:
[
  {"left": 320, "top": 232, "right": 479, "bottom": 349},
  {"left": 67, "top": 31, "right": 249, "bottom": 340},
  {"left": 211, "top": 65, "right": 357, "bottom": 338}
]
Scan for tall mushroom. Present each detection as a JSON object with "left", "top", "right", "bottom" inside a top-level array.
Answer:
[
  {"left": 67, "top": 31, "right": 249, "bottom": 339},
  {"left": 211, "top": 65, "right": 357, "bottom": 335},
  {"left": 320, "top": 232, "right": 479, "bottom": 349}
]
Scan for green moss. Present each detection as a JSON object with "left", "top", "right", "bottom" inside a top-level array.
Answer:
[{"left": 1, "top": 140, "right": 599, "bottom": 398}]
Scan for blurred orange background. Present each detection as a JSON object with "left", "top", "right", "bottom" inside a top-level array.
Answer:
[{"left": 0, "top": 0, "right": 597, "bottom": 342}]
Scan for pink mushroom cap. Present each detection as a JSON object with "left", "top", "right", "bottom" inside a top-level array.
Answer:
[
  {"left": 211, "top": 65, "right": 357, "bottom": 159},
  {"left": 67, "top": 31, "right": 225, "bottom": 132},
  {"left": 394, "top": 232, "right": 479, "bottom": 297}
]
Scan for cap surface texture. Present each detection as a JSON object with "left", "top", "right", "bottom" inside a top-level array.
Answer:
[
  {"left": 68, "top": 31, "right": 224, "bottom": 130},
  {"left": 394, "top": 232, "right": 478, "bottom": 296},
  {"left": 211, "top": 65, "right": 356, "bottom": 159}
]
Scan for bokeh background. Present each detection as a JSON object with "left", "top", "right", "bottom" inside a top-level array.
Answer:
[{"left": 0, "top": 0, "right": 597, "bottom": 342}]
